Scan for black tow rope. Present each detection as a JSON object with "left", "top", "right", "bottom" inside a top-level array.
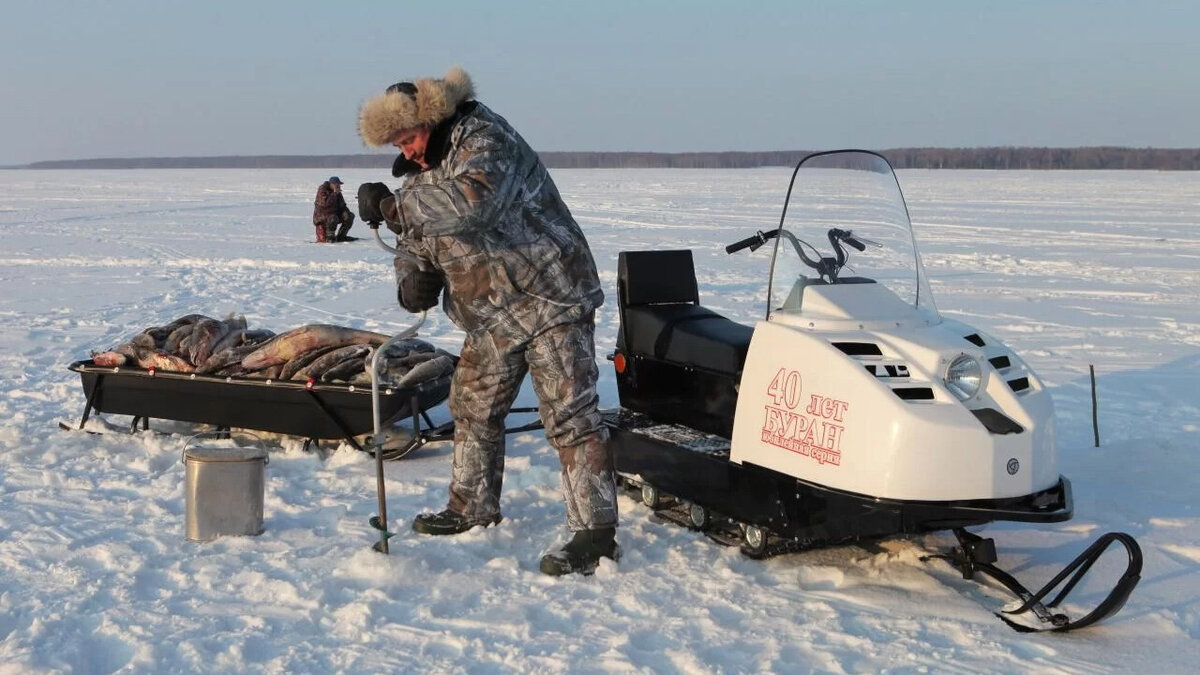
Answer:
[{"left": 924, "top": 528, "right": 1142, "bottom": 633}]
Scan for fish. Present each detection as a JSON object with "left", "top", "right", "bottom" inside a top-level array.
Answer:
[
  {"left": 393, "top": 350, "right": 440, "bottom": 368},
  {"left": 90, "top": 351, "right": 128, "bottom": 367},
  {"left": 169, "top": 313, "right": 214, "bottom": 327},
  {"left": 223, "top": 314, "right": 248, "bottom": 332},
  {"left": 241, "top": 324, "right": 389, "bottom": 371},
  {"left": 319, "top": 354, "right": 368, "bottom": 382},
  {"left": 368, "top": 338, "right": 439, "bottom": 380},
  {"left": 374, "top": 349, "right": 438, "bottom": 384},
  {"left": 135, "top": 349, "right": 195, "bottom": 373},
  {"left": 90, "top": 331, "right": 157, "bottom": 366},
  {"left": 163, "top": 323, "right": 196, "bottom": 354},
  {"left": 188, "top": 318, "right": 230, "bottom": 366},
  {"left": 206, "top": 327, "right": 247, "bottom": 360},
  {"left": 196, "top": 341, "right": 266, "bottom": 375},
  {"left": 279, "top": 344, "right": 342, "bottom": 380},
  {"left": 378, "top": 338, "right": 436, "bottom": 360},
  {"left": 142, "top": 314, "right": 212, "bottom": 345},
  {"left": 293, "top": 344, "right": 372, "bottom": 381},
  {"left": 177, "top": 332, "right": 196, "bottom": 358},
  {"left": 130, "top": 332, "right": 157, "bottom": 351},
  {"left": 393, "top": 354, "right": 455, "bottom": 388},
  {"left": 87, "top": 317, "right": 424, "bottom": 385}
]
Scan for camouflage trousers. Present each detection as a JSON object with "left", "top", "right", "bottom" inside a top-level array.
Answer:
[
  {"left": 315, "top": 211, "right": 354, "bottom": 242},
  {"left": 446, "top": 316, "right": 618, "bottom": 531}
]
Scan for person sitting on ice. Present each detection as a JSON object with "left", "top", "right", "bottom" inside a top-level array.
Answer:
[
  {"left": 312, "top": 176, "right": 355, "bottom": 243},
  {"left": 357, "top": 66, "right": 619, "bottom": 576}
]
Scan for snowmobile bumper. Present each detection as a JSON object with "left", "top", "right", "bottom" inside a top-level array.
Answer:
[{"left": 895, "top": 476, "right": 1073, "bottom": 527}]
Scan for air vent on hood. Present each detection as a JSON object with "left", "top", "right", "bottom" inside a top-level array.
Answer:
[
  {"left": 893, "top": 387, "right": 935, "bottom": 401},
  {"left": 989, "top": 355, "right": 1012, "bottom": 370},
  {"left": 834, "top": 341, "right": 911, "bottom": 381},
  {"left": 833, "top": 342, "right": 883, "bottom": 356},
  {"left": 963, "top": 333, "right": 986, "bottom": 347},
  {"left": 971, "top": 408, "right": 1024, "bottom": 434},
  {"left": 866, "top": 364, "right": 910, "bottom": 378},
  {"left": 1007, "top": 376, "right": 1030, "bottom": 393}
]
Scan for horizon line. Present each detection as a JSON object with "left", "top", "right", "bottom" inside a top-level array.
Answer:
[{"left": 8, "top": 146, "right": 1200, "bottom": 171}]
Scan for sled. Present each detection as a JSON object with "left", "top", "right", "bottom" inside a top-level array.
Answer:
[
  {"left": 65, "top": 358, "right": 451, "bottom": 454},
  {"left": 605, "top": 150, "right": 1141, "bottom": 632}
]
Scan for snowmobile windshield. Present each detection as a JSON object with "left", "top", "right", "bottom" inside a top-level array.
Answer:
[{"left": 767, "top": 150, "right": 939, "bottom": 324}]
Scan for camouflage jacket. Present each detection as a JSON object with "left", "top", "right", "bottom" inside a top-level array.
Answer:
[
  {"left": 313, "top": 182, "right": 348, "bottom": 225},
  {"left": 389, "top": 103, "right": 604, "bottom": 339}
]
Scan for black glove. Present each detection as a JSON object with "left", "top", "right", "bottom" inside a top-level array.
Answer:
[
  {"left": 380, "top": 195, "right": 404, "bottom": 236},
  {"left": 356, "top": 182, "right": 392, "bottom": 224},
  {"left": 395, "top": 257, "right": 443, "bottom": 313}
]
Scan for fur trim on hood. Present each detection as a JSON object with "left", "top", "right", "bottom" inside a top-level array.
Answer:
[{"left": 358, "top": 67, "right": 476, "bottom": 147}]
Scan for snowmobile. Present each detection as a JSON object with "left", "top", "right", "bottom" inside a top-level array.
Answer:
[{"left": 605, "top": 150, "right": 1141, "bottom": 632}]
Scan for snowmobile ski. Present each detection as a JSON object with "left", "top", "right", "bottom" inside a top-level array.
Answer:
[{"left": 924, "top": 528, "right": 1142, "bottom": 633}]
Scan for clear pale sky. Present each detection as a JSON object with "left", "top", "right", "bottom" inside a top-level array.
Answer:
[{"left": 2, "top": 0, "right": 1196, "bottom": 165}]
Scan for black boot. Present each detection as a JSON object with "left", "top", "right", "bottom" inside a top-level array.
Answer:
[
  {"left": 539, "top": 528, "right": 620, "bottom": 576},
  {"left": 412, "top": 509, "right": 501, "bottom": 535}
]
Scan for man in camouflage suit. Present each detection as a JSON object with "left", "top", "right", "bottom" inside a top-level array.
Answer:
[
  {"left": 312, "top": 176, "right": 355, "bottom": 242},
  {"left": 358, "top": 67, "right": 619, "bottom": 575}
]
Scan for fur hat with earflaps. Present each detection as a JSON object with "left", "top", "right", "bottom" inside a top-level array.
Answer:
[{"left": 358, "top": 66, "right": 476, "bottom": 147}]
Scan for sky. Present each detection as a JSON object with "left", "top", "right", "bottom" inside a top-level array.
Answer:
[{"left": 2, "top": 0, "right": 1198, "bottom": 165}]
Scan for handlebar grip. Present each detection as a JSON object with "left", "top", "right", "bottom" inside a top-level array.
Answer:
[
  {"left": 726, "top": 229, "right": 779, "bottom": 254},
  {"left": 845, "top": 237, "right": 866, "bottom": 252},
  {"left": 725, "top": 234, "right": 762, "bottom": 254}
]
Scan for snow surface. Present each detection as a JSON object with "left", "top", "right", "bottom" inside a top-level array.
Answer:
[{"left": 1, "top": 167, "right": 1198, "bottom": 673}]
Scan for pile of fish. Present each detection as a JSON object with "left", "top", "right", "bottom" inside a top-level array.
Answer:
[{"left": 89, "top": 314, "right": 456, "bottom": 388}]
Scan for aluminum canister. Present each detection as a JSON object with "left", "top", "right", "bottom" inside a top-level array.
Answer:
[{"left": 184, "top": 443, "right": 269, "bottom": 541}]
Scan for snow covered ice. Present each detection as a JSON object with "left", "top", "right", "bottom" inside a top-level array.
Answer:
[{"left": 1, "top": 167, "right": 1198, "bottom": 672}]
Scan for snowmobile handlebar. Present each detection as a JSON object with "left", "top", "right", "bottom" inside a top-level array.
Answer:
[{"left": 729, "top": 227, "right": 873, "bottom": 284}]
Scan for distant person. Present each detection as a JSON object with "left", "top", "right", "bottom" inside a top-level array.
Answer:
[{"left": 312, "top": 176, "right": 355, "bottom": 242}]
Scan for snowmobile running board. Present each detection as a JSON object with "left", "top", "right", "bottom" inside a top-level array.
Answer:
[{"left": 924, "top": 528, "right": 1142, "bottom": 633}]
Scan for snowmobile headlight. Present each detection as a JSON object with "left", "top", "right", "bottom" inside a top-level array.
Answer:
[{"left": 944, "top": 354, "right": 982, "bottom": 401}]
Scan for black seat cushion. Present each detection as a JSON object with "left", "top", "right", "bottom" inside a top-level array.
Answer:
[{"left": 625, "top": 305, "right": 753, "bottom": 375}]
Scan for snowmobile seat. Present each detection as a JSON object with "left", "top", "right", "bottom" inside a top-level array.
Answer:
[{"left": 618, "top": 250, "right": 753, "bottom": 375}]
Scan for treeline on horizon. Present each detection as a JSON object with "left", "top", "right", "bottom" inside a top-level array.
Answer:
[{"left": 17, "top": 146, "right": 1200, "bottom": 170}]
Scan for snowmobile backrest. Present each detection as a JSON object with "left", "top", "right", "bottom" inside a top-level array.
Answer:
[{"left": 618, "top": 250, "right": 699, "bottom": 307}]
